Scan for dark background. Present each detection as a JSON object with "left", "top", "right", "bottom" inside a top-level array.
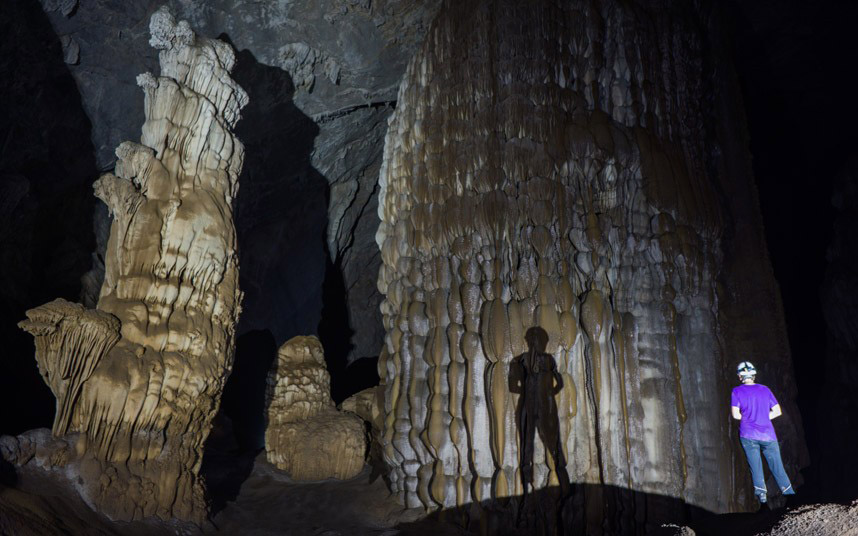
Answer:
[
  {"left": 727, "top": 0, "right": 858, "bottom": 500},
  {"left": 1, "top": 0, "right": 857, "bottom": 503}
]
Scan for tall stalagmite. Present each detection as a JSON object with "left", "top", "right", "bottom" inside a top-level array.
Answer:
[
  {"left": 19, "top": 7, "right": 247, "bottom": 521},
  {"left": 376, "top": 0, "right": 804, "bottom": 524}
]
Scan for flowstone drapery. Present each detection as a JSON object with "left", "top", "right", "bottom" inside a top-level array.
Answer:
[
  {"left": 18, "top": 7, "right": 246, "bottom": 522},
  {"left": 376, "top": 0, "right": 802, "bottom": 523}
]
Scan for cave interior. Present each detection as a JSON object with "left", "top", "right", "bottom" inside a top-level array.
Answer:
[{"left": 1, "top": 0, "right": 857, "bottom": 534}]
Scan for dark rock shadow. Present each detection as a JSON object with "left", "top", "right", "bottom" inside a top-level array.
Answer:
[
  {"left": 199, "top": 413, "right": 258, "bottom": 517},
  {"left": 220, "top": 329, "right": 277, "bottom": 452},
  {"left": 0, "top": 0, "right": 98, "bottom": 436},
  {"left": 509, "top": 328, "right": 569, "bottom": 487},
  {"left": 227, "top": 42, "right": 328, "bottom": 346},
  {"left": 201, "top": 39, "right": 356, "bottom": 513},
  {"left": 224, "top": 38, "right": 354, "bottom": 401},
  {"left": 319, "top": 252, "right": 356, "bottom": 403},
  {"left": 0, "top": 456, "right": 16, "bottom": 487},
  {"left": 336, "top": 355, "right": 380, "bottom": 405}
]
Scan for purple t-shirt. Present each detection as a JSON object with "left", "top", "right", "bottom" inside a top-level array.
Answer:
[{"left": 731, "top": 384, "right": 778, "bottom": 441}]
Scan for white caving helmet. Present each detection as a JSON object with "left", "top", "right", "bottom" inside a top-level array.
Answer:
[{"left": 737, "top": 361, "right": 756, "bottom": 380}]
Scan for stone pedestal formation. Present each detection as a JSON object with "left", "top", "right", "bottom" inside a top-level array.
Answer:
[
  {"left": 18, "top": 7, "right": 247, "bottom": 522},
  {"left": 265, "top": 336, "right": 367, "bottom": 481},
  {"left": 375, "top": 0, "right": 803, "bottom": 525}
]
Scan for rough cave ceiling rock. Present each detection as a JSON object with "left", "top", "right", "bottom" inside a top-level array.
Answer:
[
  {"left": 375, "top": 0, "right": 806, "bottom": 521},
  {"left": 38, "top": 0, "right": 441, "bottom": 362}
]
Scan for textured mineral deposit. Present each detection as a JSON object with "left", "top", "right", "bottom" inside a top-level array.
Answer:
[
  {"left": 18, "top": 7, "right": 246, "bottom": 522},
  {"left": 265, "top": 336, "right": 367, "bottom": 481},
  {"left": 375, "top": 0, "right": 804, "bottom": 522}
]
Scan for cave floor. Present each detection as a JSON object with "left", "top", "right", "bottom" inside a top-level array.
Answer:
[
  {"left": 1, "top": 447, "right": 855, "bottom": 536},
  {"left": 0, "top": 449, "right": 467, "bottom": 536}
]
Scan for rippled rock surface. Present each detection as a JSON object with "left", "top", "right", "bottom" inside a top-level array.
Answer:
[
  {"left": 376, "top": 0, "right": 805, "bottom": 524},
  {"left": 18, "top": 8, "right": 246, "bottom": 521},
  {"left": 265, "top": 335, "right": 367, "bottom": 481}
]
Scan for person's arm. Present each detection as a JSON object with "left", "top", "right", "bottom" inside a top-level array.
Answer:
[
  {"left": 769, "top": 404, "right": 782, "bottom": 420},
  {"left": 731, "top": 406, "right": 742, "bottom": 420},
  {"left": 768, "top": 387, "right": 782, "bottom": 420}
]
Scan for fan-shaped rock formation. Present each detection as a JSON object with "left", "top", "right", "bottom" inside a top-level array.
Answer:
[
  {"left": 375, "top": 0, "right": 804, "bottom": 523},
  {"left": 18, "top": 7, "right": 246, "bottom": 522}
]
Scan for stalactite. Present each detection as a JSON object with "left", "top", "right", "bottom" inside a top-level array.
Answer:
[
  {"left": 376, "top": 0, "right": 749, "bottom": 521},
  {"left": 18, "top": 7, "right": 246, "bottom": 522}
]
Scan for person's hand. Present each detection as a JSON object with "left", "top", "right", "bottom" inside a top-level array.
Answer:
[{"left": 769, "top": 404, "right": 782, "bottom": 420}]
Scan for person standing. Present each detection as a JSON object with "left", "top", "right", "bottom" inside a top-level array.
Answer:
[{"left": 731, "top": 361, "right": 795, "bottom": 505}]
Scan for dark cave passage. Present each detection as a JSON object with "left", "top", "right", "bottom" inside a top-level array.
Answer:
[{"left": 727, "top": 0, "right": 858, "bottom": 501}]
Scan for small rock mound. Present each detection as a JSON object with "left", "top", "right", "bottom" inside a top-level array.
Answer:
[
  {"left": 265, "top": 336, "right": 367, "bottom": 481},
  {"left": 764, "top": 500, "right": 858, "bottom": 536}
]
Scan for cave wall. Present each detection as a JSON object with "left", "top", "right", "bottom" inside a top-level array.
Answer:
[
  {"left": 819, "top": 157, "right": 858, "bottom": 498},
  {"left": 375, "top": 0, "right": 805, "bottom": 519},
  {"left": 0, "top": 0, "right": 100, "bottom": 436}
]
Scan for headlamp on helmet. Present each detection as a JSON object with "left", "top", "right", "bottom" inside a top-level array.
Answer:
[{"left": 737, "top": 361, "right": 756, "bottom": 379}]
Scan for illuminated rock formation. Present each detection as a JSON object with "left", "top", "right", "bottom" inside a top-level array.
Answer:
[
  {"left": 265, "top": 336, "right": 367, "bottom": 481},
  {"left": 376, "top": 0, "right": 803, "bottom": 522},
  {"left": 342, "top": 387, "right": 383, "bottom": 431},
  {"left": 18, "top": 7, "right": 246, "bottom": 521}
]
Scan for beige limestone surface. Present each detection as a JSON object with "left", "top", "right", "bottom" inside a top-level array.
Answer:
[
  {"left": 374, "top": 0, "right": 802, "bottom": 520},
  {"left": 18, "top": 7, "right": 247, "bottom": 522},
  {"left": 265, "top": 336, "right": 367, "bottom": 481}
]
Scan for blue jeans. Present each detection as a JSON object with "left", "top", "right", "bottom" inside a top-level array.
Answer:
[{"left": 739, "top": 437, "right": 794, "bottom": 503}]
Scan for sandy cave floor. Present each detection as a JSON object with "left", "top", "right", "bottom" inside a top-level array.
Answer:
[{"left": 1, "top": 447, "right": 857, "bottom": 536}]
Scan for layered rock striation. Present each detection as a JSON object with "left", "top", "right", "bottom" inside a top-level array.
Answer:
[
  {"left": 376, "top": 0, "right": 803, "bottom": 522},
  {"left": 18, "top": 7, "right": 246, "bottom": 521},
  {"left": 265, "top": 336, "right": 367, "bottom": 481}
]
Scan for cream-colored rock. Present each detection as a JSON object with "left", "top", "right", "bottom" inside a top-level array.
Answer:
[
  {"left": 18, "top": 7, "right": 246, "bottom": 522},
  {"left": 374, "top": 0, "right": 773, "bottom": 517},
  {"left": 18, "top": 300, "right": 120, "bottom": 437},
  {"left": 341, "top": 386, "right": 382, "bottom": 431},
  {"left": 265, "top": 336, "right": 367, "bottom": 481}
]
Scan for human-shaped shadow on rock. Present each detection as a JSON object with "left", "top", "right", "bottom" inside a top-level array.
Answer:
[{"left": 509, "top": 327, "right": 570, "bottom": 496}]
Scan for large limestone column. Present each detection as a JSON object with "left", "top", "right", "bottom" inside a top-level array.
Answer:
[
  {"left": 376, "top": 0, "right": 800, "bottom": 522},
  {"left": 19, "top": 8, "right": 247, "bottom": 522}
]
